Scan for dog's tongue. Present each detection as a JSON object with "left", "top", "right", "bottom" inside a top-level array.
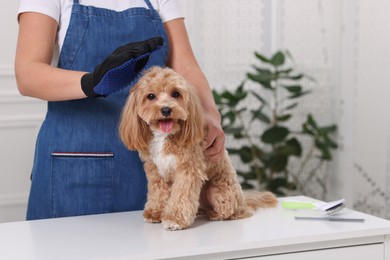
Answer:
[{"left": 159, "top": 120, "right": 174, "bottom": 133}]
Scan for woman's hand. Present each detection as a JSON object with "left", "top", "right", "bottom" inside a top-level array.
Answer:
[
  {"left": 203, "top": 111, "right": 225, "bottom": 161},
  {"left": 81, "top": 37, "right": 163, "bottom": 97}
]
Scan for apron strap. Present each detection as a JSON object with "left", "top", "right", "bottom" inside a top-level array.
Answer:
[
  {"left": 73, "top": 0, "right": 154, "bottom": 11},
  {"left": 144, "top": 0, "right": 155, "bottom": 10}
]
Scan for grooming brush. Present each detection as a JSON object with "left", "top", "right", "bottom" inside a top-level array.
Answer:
[{"left": 282, "top": 199, "right": 346, "bottom": 215}]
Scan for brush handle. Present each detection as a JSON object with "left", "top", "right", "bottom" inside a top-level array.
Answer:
[{"left": 281, "top": 201, "right": 316, "bottom": 209}]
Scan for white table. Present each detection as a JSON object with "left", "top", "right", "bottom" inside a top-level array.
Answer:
[{"left": 1, "top": 196, "right": 390, "bottom": 260}]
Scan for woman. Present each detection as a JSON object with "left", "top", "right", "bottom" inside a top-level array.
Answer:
[{"left": 15, "top": 0, "right": 225, "bottom": 220}]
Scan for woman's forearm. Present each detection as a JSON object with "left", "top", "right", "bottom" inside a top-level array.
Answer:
[
  {"left": 15, "top": 61, "right": 87, "bottom": 101},
  {"left": 15, "top": 12, "right": 87, "bottom": 101}
]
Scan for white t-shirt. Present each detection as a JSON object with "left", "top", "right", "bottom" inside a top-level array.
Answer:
[{"left": 18, "top": 0, "right": 183, "bottom": 56}]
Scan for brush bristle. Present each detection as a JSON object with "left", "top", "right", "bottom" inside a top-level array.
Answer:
[{"left": 326, "top": 203, "right": 345, "bottom": 215}]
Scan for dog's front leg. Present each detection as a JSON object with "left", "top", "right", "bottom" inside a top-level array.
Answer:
[
  {"left": 143, "top": 161, "right": 170, "bottom": 223},
  {"left": 162, "top": 167, "right": 207, "bottom": 231}
]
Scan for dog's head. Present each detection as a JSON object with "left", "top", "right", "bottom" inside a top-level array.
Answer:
[{"left": 119, "top": 67, "right": 205, "bottom": 153}]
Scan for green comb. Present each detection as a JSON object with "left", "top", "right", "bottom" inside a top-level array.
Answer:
[{"left": 282, "top": 199, "right": 345, "bottom": 215}]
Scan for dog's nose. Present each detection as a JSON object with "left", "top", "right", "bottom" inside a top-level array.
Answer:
[{"left": 161, "top": 106, "right": 172, "bottom": 117}]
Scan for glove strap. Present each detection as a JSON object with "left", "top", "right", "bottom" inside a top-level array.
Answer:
[{"left": 81, "top": 73, "right": 100, "bottom": 97}]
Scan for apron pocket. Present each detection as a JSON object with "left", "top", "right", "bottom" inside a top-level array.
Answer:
[{"left": 51, "top": 152, "right": 114, "bottom": 218}]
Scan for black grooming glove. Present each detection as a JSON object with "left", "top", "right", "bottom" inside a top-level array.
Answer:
[{"left": 81, "top": 37, "right": 163, "bottom": 97}]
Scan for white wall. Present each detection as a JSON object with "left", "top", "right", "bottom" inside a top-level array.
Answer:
[
  {"left": 1, "top": 0, "right": 390, "bottom": 222},
  {"left": 335, "top": 0, "right": 390, "bottom": 218}
]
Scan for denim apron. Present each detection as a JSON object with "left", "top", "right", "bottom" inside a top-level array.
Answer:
[{"left": 26, "top": 0, "right": 169, "bottom": 220}]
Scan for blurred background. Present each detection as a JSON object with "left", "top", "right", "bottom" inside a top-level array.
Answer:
[{"left": 1, "top": 0, "right": 390, "bottom": 222}]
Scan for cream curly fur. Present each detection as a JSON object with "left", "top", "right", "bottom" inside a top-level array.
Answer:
[{"left": 119, "top": 66, "right": 277, "bottom": 231}]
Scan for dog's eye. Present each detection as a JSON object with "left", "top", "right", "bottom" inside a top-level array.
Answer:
[
  {"left": 172, "top": 91, "right": 180, "bottom": 98},
  {"left": 147, "top": 94, "right": 156, "bottom": 100}
]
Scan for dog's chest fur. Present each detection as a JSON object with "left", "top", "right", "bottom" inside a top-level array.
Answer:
[{"left": 150, "top": 132, "right": 177, "bottom": 178}]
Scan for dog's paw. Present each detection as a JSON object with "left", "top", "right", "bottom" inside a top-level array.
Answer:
[
  {"left": 144, "top": 218, "right": 162, "bottom": 223},
  {"left": 228, "top": 207, "right": 253, "bottom": 220},
  {"left": 207, "top": 189, "right": 235, "bottom": 220},
  {"left": 208, "top": 198, "right": 234, "bottom": 220},
  {"left": 143, "top": 209, "right": 162, "bottom": 223},
  {"left": 162, "top": 220, "right": 183, "bottom": 231},
  {"left": 208, "top": 210, "right": 230, "bottom": 221}
]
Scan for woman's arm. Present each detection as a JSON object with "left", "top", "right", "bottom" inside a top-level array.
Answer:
[
  {"left": 164, "top": 18, "right": 225, "bottom": 161},
  {"left": 15, "top": 12, "right": 87, "bottom": 101}
]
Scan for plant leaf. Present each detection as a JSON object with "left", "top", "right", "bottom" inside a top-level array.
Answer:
[
  {"left": 283, "top": 85, "right": 302, "bottom": 94},
  {"left": 282, "top": 74, "right": 304, "bottom": 80},
  {"left": 247, "top": 73, "right": 273, "bottom": 89},
  {"left": 224, "top": 127, "right": 243, "bottom": 135},
  {"left": 267, "top": 177, "right": 288, "bottom": 190},
  {"left": 288, "top": 90, "right": 311, "bottom": 99},
  {"left": 271, "top": 51, "right": 285, "bottom": 66},
  {"left": 252, "top": 66, "right": 273, "bottom": 75},
  {"left": 276, "top": 114, "right": 291, "bottom": 122},
  {"left": 323, "top": 136, "right": 338, "bottom": 149},
  {"left": 212, "top": 90, "right": 222, "bottom": 104},
  {"left": 225, "top": 111, "right": 236, "bottom": 124},
  {"left": 247, "top": 70, "right": 275, "bottom": 82},
  {"left": 283, "top": 102, "right": 298, "bottom": 111},
  {"left": 219, "top": 89, "right": 246, "bottom": 107},
  {"left": 316, "top": 141, "right": 332, "bottom": 160},
  {"left": 302, "top": 114, "right": 319, "bottom": 135},
  {"left": 239, "top": 146, "right": 253, "bottom": 163},
  {"left": 221, "top": 90, "right": 235, "bottom": 100},
  {"left": 235, "top": 82, "right": 247, "bottom": 100},
  {"left": 237, "top": 170, "right": 257, "bottom": 180},
  {"left": 252, "top": 109, "right": 271, "bottom": 124},
  {"left": 261, "top": 126, "right": 290, "bottom": 144},
  {"left": 319, "top": 125, "right": 337, "bottom": 134},
  {"left": 278, "top": 68, "right": 293, "bottom": 75},
  {"left": 241, "top": 181, "right": 255, "bottom": 190},
  {"left": 251, "top": 91, "right": 268, "bottom": 106},
  {"left": 269, "top": 154, "right": 288, "bottom": 172},
  {"left": 255, "top": 52, "right": 271, "bottom": 63},
  {"left": 307, "top": 114, "right": 318, "bottom": 128},
  {"left": 227, "top": 148, "right": 240, "bottom": 155},
  {"left": 277, "top": 138, "right": 302, "bottom": 156}
]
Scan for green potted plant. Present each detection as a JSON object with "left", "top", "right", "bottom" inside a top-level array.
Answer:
[{"left": 213, "top": 50, "right": 338, "bottom": 196}]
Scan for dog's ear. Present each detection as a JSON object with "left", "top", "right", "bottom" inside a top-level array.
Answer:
[
  {"left": 119, "top": 83, "right": 151, "bottom": 153},
  {"left": 177, "top": 83, "right": 205, "bottom": 146}
]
